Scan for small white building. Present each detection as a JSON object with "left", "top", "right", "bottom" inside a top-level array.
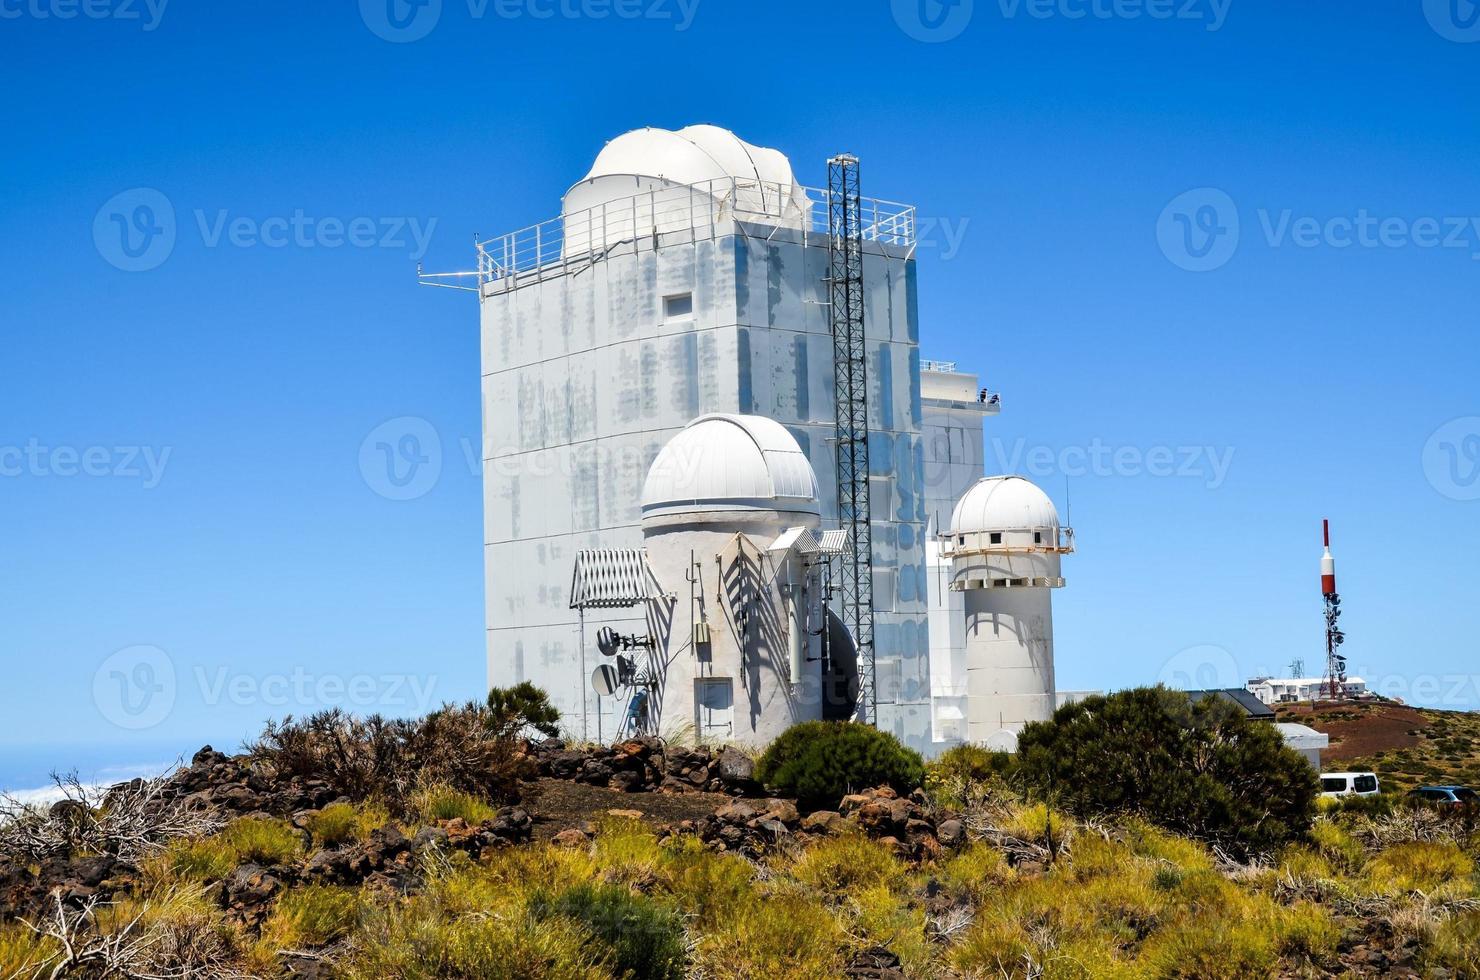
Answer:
[
  {"left": 1246, "top": 676, "right": 1368, "bottom": 705},
  {"left": 1274, "top": 722, "right": 1330, "bottom": 769}
]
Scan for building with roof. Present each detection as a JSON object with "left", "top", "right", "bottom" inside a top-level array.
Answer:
[{"left": 1246, "top": 676, "right": 1369, "bottom": 705}]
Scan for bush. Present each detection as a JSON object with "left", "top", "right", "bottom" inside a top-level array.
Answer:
[
  {"left": 486, "top": 681, "right": 562, "bottom": 739},
  {"left": 258, "top": 886, "right": 363, "bottom": 951},
  {"left": 165, "top": 817, "right": 304, "bottom": 880},
  {"left": 0, "top": 923, "right": 57, "bottom": 978},
  {"left": 930, "top": 742, "right": 1019, "bottom": 786},
  {"left": 304, "top": 801, "right": 390, "bottom": 849},
  {"left": 1016, "top": 687, "right": 1318, "bottom": 856},
  {"left": 1364, "top": 841, "right": 1474, "bottom": 895},
  {"left": 926, "top": 743, "right": 1020, "bottom": 810},
  {"left": 1425, "top": 910, "right": 1480, "bottom": 976},
  {"left": 411, "top": 785, "right": 498, "bottom": 826},
  {"left": 786, "top": 834, "right": 905, "bottom": 893},
  {"left": 531, "top": 883, "right": 687, "bottom": 980},
  {"left": 246, "top": 691, "right": 557, "bottom": 815},
  {"left": 754, "top": 721, "right": 924, "bottom": 806}
]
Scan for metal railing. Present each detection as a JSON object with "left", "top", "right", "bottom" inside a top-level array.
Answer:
[{"left": 448, "top": 177, "right": 915, "bottom": 289}]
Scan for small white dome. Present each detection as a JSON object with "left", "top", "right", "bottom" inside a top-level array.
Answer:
[
  {"left": 642, "top": 414, "right": 819, "bottom": 521},
  {"left": 949, "top": 475, "right": 1060, "bottom": 536}
]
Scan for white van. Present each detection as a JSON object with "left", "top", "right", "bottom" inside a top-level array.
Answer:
[{"left": 1320, "top": 771, "right": 1380, "bottom": 797}]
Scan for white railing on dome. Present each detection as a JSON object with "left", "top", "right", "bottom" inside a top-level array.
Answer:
[{"left": 457, "top": 177, "right": 915, "bottom": 288}]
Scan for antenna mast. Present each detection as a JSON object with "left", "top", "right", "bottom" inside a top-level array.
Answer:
[
  {"left": 1320, "top": 519, "right": 1347, "bottom": 700},
  {"left": 827, "top": 153, "right": 875, "bottom": 726}
]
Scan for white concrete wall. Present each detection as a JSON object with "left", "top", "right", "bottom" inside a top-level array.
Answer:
[
  {"left": 921, "top": 369, "right": 992, "bottom": 747},
  {"left": 639, "top": 514, "right": 826, "bottom": 747},
  {"left": 963, "top": 586, "right": 1058, "bottom": 741}
]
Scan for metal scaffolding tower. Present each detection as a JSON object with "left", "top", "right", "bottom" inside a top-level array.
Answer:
[{"left": 827, "top": 153, "right": 876, "bottom": 725}]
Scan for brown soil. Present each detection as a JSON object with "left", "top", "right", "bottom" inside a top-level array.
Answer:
[
  {"left": 1277, "top": 701, "right": 1430, "bottom": 763},
  {"left": 521, "top": 778, "right": 733, "bottom": 841}
]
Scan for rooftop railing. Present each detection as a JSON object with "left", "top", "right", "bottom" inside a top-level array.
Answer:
[{"left": 419, "top": 177, "right": 915, "bottom": 291}]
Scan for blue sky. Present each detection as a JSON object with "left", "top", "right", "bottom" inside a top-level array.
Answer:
[{"left": 3, "top": 0, "right": 1478, "bottom": 791}]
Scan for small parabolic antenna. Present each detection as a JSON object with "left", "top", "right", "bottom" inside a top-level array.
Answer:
[
  {"left": 597, "top": 626, "right": 621, "bottom": 658},
  {"left": 591, "top": 664, "right": 620, "bottom": 698}
]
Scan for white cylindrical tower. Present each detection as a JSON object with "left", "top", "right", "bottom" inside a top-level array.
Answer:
[
  {"left": 638, "top": 413, "right": 827, "bottom": 745},
  {"left": 943, "top": 475, "right": 1073, "bottom": 747}
]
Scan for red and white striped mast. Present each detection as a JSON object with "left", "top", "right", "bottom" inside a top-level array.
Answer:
[{"left": 1321, "top": 520, "right": 1347, "bottom": 700}]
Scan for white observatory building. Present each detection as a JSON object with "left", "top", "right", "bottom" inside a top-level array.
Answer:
[
  {"left": 433, "top": 123, "right": 1074, "bottom": 753},
  {"left": 941, "top": 476, "right": 1073, "bottom": 748}
]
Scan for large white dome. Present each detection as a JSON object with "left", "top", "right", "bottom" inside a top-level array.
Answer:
[
  {"left": 641, "top": 414, "right": 819, "bottom": 521},
  {"left": 577, "top": 124, "right": 800, "bottom": 190},
  {"left": 561, "top": 125, "right": 810, "bottom": 254},
  {"left": 949, "top": 475, "right": 1060, "bottom": 537}
]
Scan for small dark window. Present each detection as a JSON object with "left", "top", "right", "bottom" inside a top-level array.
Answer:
[
  {"left": 1354, "top": 775, "right": 1378, "bottom": 793},
  {"left": 1321, "top": 777, "right": 1346, "bottom": 793},
  {"left": 664, "top": 293, "right": 693, "bottom": 319},
  {"left": 957, "top": 535, "right": 965, "bottom": 545},
  {"left": 1033, "top": 531, "right": 1043, "bottom": 544},
  {"left": 989, "top": 532, "right": 1002, "bottom": 545}
]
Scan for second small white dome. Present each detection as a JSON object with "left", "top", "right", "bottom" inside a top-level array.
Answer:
[
  {"left": 949, "top": 475, "right": 1060, "bottom": 537},
  {"left": 641, "top": 414, "right": 819, "bottom": 521}
]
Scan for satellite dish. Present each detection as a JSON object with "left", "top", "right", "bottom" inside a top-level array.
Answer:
[
  {"left": 596, "top": 627, "right": 621, "bottom": 658},
  {"left": 591, "top": 664, "right": 619, "bottom": 698}
]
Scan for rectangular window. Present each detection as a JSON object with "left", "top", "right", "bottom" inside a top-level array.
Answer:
[
  {"left": 989, "top": 532, "right": 1003, "bottom": 545},
  {"left": 664, "top": 293, "right": 694, "bottom": 320},
  {"left": 696, "top": 678, "right": 733, "bottom": 739}
]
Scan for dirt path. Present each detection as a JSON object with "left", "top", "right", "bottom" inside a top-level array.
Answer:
[{"left": 521, "top": 778, "right": 733, "bottom": 841}]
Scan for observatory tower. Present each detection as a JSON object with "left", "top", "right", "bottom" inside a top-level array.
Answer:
[
  {"left": 941, "top": 476, "right": 1073, "bottom": 748},
  {"left": 634, "top": 414, "right": 840, "bottom": 743},
  {"left": 466, "top": 126, "right": 929, "bottom": 746}
]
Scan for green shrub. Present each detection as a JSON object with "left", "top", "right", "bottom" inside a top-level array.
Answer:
[
  {"left": 165, "top": 817, "right": 304, "bottom": 879},
  {"left": 486, "top": 681, "right": 562, "bottom": 739},
  {"left": 1364, "top": 841, "right": 1474, "bottom": 894},
  {"left": 930, "top": 742, "right": 1019, "bottom": 785},
  {"left": 755, "top": 721, "right": 924, "bottom": 805},
  {"left": 259, "top": 886, "right": 363, "bottom": 950},
  {"left": 531, "top": 883, "right": 687, "bottom": 980},
  {"left": 410, "top": 784, "right": 498, "bottom": 825},
  {"left": 304, "top": 801, "right": 392, "bottom": 848},
  {"left": 0, "top": 922, "right": 58, "bottom": 977},
  {"left": 786, "top": 834, "right": 906, "bottom": 893},
  {"left": 1425, "top": 909, "right": 1480, "bottom": 975},
  {"left": 1016, "top": 687, "right": 1318, "bottom": 856},
  {"left": 694, "top": 892, "right": 844, "bottom": 979}
]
